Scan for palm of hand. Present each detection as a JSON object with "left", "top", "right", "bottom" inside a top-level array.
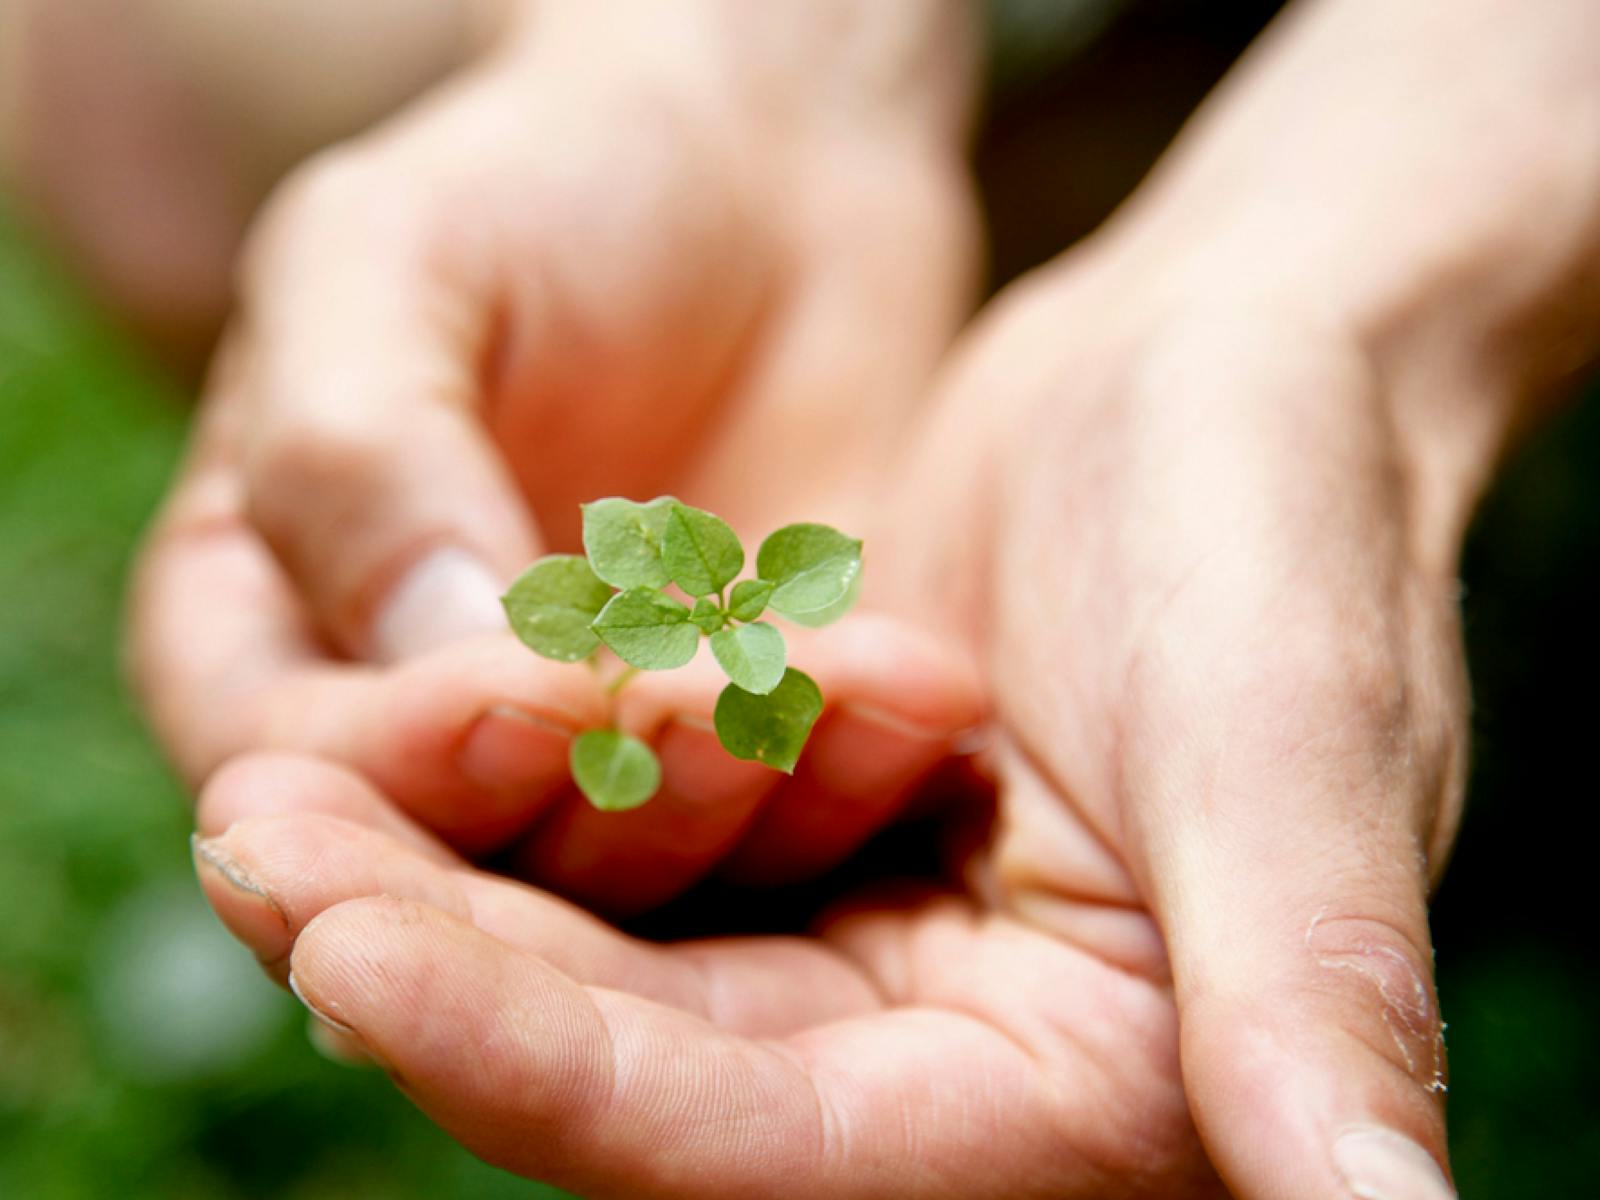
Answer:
[
  {"left": 136, "top": 53, "right": 983, "bottom": 913},
  {"left": 196, "top": 749, "right": 1215, "bottom": 1200},
  {"left": 194, "top": 280, "right": 1300, "bottom": 1200}
]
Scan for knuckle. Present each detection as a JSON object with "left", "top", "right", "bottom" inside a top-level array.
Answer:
[
  {"left": 252, "top": 147, "right": 376, "bottom": 248},
  {"left": 243, "top": 405, "right": 397, "bottom": 542},
  {"left": 239, "top": 146, "right": 395, "bottom": 300},
  {"left": 1304, "top": 910, "right": 1446, "bottom": 1095},
  {"left": 249, "top": 401, "right": 389, "bottom": 485}
]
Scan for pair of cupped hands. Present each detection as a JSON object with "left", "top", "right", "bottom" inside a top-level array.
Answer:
[{"left": 121, "top": 5, "right": 1556, "bottom": 1197}]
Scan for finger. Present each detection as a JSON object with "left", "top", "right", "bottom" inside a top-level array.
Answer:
[
  {"left": 1160, "top": 841, "right": 1453, "bottom": 1200},
  {"left": 285, "top": 896, "right": 1082, "bottom": 1198},
  {"left": 235, "top": 151, "right": 538, "bottom": 660},
  {"left": 192, "top": 802, "right": 882, "bottom": 1034},
  {"left": 196, "top": 752, "right": 459, "bottom": 865},
  {"left": 1138, "top": 675, "right": 1460, "bottom": 1200},
  {"left": 245, "top": 636, "right": 602, "bottom": 853},
  {"left": 132, "top": 395, "right": 605, "bottom": 846},
  {"left": 987, "top": 740, "right": 1172, "bottom": 983},
  {"left": 718, "top": 613, "right": 984, "bottom": 884},
  {"left": 129, "top": 379, "right": 324, "bottom": 785},
  {"left": 137, "top": 479, "right": 603, "bottom": 846},
  {"left": 293, "top": 635, "right": 602, "bottom": 850}
]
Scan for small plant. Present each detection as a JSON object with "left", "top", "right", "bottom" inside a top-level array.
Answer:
[{"left": 501, "top": 497, "right": 862, "bottom": 811}]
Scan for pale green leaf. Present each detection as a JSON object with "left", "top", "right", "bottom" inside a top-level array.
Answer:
[
  {"left": 570, "top": 729, "right": 660, "bottom": 811},
  {"left": 777, "top": 562, "right": 862, "bottom": 628},
  {"left": 713, "top": 668, "right": 823, "bottom": 773},
  {"left": 582, "top": 496, "right": 676, "bottom": 589},
  {"left": 709, "top": 622, "right": 786, "bottom": 695},
  {"left": 756, "top": 523, "right": 862, "bottom": 627},
  {"left": 727, "top": 578, "right": 774, "bottom": 622},
  {"left": 662, "top": 502, "right": 744, "bottom": 597},
  {"left": 501, "top": 555, "right": 612, "bottom": 662},
  {"left": 590, "top": 587, "right": 698, "bottom": 669},
  {"left": 689, "top": 597, "right": 725, "bottom": 636}
]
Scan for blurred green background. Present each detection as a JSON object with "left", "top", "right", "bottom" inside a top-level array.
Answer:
[{"left": 2, "top": 2, "right": 1597, "bottom": 1196}]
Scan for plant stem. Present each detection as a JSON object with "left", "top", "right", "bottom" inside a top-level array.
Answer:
[{"left": 606, "top": 666, "right": 640, "bottom": 695}]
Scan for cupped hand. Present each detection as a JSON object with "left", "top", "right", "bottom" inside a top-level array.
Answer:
[
  {"left": 131, "top": 1, "right": 984, "bottom": 908},
  {"left": 873, "top": 0, "right": 1600, "bottom": 1189},
  {"left": 193, "top": 752, "right": 1220, "bottom": 1200},
  {"left": 184, "top": 2, "right": 1600, "bottom": 1196},
  {"left": 189, "top": 281, "right": 1470, "bottom": 1200},
  {"left": 878, "top": 276, "right": 1468, "bottom": 1200}
]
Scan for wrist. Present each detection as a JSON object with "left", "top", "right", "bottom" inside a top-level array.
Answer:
[
  {"left": 496, "top": 0, "right": 978, "bottom": 154},
  {"left": 1085, "top": 0, "right": 1600, "bottom": 559}
]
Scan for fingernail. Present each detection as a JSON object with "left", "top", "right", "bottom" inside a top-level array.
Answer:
[
  {"left": 190, "top": 833, "right": 287, "bottom": 927},
  {"left": 1333, "top": 1127, "right": 1455, "bottom": 1200},
  {"left": 289, "top": 970, "right": 391, "bottom": 1071},
  {"left": 458, "top": 705, "right": 574, "bottom": 795},
  {"left": 304, "top": 1011, "right": 375, "bottom": 1067},
  {"left": 288, "top": 969, "right": 360, "bottom": 1039},
  {"left": 843, "top": 704, "right": 947, "bottom": 742},
  {"left": 371, "top": 547, "right": 506, "bottom": 663}
]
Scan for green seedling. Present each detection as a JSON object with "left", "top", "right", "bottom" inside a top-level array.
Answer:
[{"left": 501, "top": 497, "right": 862, "bottom": 811}]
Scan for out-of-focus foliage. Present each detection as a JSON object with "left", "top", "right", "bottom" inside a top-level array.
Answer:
[{"left": 0, "top": 200, "right": 571, "bottom": 1200}]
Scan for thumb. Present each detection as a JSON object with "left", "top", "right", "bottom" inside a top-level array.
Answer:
[
  {"left": 1148, "top": 732, "right": 1457, "bottom": 1200},
  {"left": 232, "top": 154, "right": 538, "bottom": 661}
]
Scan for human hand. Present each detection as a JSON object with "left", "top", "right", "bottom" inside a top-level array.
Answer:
[
  {"left": 131, "top": 0, "right": 983, "bottom": 909},
  {"left": 882, "top": 289, "right": 1469, "bottom": 1200},
  {"left": 185, "top": 2, "right": 1600, "bottom": 1197},
  {"left": 192, "top": 751, "right": 1221, "bottom": 1199},
  {"left": 874, "top": 3, "right": 1600, "bottom": 1197}
]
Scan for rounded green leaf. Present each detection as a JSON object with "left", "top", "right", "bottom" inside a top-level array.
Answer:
[
  {"left": 709, "top": 622, "right": 786, "bottom": 695},
  {"left": 501, "top": 555, "right": 613, "bottom": 662},
  {"left": 755, "top": 523, "right": 863, "bottom": 626},
  {"left": 570, "top": 729, "right": 660, "bottom": 811},
  {"left": 777, "top": 560, "right": 863, "bottom": 628},
  {"left": 727, "top": 578, "right": 774, "bottom": 622},
  {"left": 713, "top": 667, "right": 823, "bottom": 774},
  {"left": 662, "top": 502, "right": 744, "bottom": 597},
  {"left": 582, "top": 496, "right": 676, "bottom": 589},
  {"left": 689, "top": 597, "right": 726, "bottom": 635},
  {"left": 590, "top": 587, "right": 699, "bottom": 669}
]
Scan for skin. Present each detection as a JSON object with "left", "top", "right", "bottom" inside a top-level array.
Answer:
[
  {"left": 0, "top": 0, "right": 491, "bottom": 357},
  {"left": 129, "top": 1, "right": 987, "bottom": 911},
  {"left": 100, "top": 0, "right": 1600, "bottom": 1195}
]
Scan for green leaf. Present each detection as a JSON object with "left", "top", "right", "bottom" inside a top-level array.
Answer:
[
  {"left": 713, "top": 667, "right": 823, "bottom": 773},
  {"left": 689, "top": 597, "right": 725, "bottom": 636},
  {"left": 570, "top": 729, "right": 660, "bottom": 811},
  {"left": 781, "top": 563, "right": 863, "bottom": 628},
  {"left": 709, "top": 622, "right": 786, "bottom": 695},
  {"left": 727, "top": 578, "right": 774, "bottom": 622},
  {"left": 662, "top": 502, "right": 744, "bottom": 597},
  {"left": 590, "top": 588, "right": 699, "bottom": 669},
  {"left": 501, "top": 555, "right": 613, "bottom": 662},
  {"left": 582, "top": 496, "right": 676, "bottom": 589},
  {"left": 755, "top": 523, "right": 863, "bottom": 626}
]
